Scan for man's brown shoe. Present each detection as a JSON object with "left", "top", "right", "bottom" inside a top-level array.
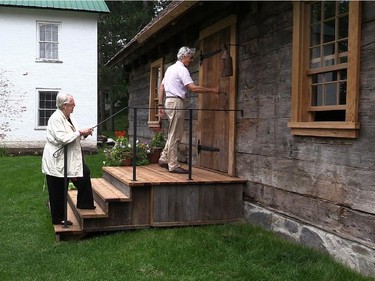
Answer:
[
  {"left": 170, "top": 167, "right": 189, "bottom": 174},
  {"left": 158, "top": 161, "right": 168, "bottom": 169}
]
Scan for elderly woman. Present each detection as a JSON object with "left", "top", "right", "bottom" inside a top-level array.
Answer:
[{"left": 42, "top": 92, "right": 95, "bottom": 226}]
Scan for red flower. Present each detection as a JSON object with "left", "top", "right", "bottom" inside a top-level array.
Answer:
[{"left": 115, "top": 131, "right": 126, "bottom": 138}]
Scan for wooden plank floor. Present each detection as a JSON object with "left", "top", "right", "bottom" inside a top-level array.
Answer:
[{"left": 102, "top": 164, "right": 246, "bottom": 186}]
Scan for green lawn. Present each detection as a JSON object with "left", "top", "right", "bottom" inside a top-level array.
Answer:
[{"left": 0, "top": 153, "right": 373, "bottom": 281}]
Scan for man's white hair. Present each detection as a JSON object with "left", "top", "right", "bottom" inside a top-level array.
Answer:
[{"left": 177, "top": 46, "right": 196, "bottom": 60}]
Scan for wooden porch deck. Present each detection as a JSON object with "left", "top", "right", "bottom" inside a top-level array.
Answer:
[
  {"left": 103, "top": 164, "right": 246, "bottom": 186},
  {"left": 53, "top": 164, "right": 246, "bottom": 241}
]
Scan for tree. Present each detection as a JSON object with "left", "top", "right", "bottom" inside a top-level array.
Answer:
[{"left": 98, "top": 0, "right": 170, "bottom": 132}]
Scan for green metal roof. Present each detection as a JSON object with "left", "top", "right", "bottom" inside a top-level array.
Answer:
[{"left": 0, "top": 0, "right": 109, "bottom": 13}]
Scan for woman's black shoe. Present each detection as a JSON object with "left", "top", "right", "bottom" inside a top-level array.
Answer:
[{"left": 53, "top": 220, "right": 73, "bottom": 226}]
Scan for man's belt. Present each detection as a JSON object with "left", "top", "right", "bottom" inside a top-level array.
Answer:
[{"left": 166, "top": 96, "right": 184, "bottom": 101}]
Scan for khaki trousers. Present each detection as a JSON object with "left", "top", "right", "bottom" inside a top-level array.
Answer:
[{"left": 159, "top": 98, "right": 184, "bottom": 171}]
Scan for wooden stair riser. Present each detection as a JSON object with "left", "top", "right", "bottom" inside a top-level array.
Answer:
[
  {"left": 81, "top": 202, "right": 132, "bottom": 231},
  {"left": 67, "top": 195, "right": 83, "bottom": 228},
  {"left": 92, "top": 192, "right": 109, "bottom": 213},
  {"left": 151, "top": 183, "right": 243, "bottom": 226},
  {"left": 102, "top": 172, "right": 131, "bottom": 197}
]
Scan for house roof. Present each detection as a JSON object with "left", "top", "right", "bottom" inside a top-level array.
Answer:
[
  {"left": 106, "top": 0, "right": 199, "bottom": 67},
  {"left": 0, "top": 0, "right": 109, "bottom": 13}
]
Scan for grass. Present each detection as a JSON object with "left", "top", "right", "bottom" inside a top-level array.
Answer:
[{"left": 0, "top": 152, "right": 374, "bottom": 281}]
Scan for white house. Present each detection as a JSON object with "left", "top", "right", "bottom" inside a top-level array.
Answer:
[{"left": 0, "top": 1, "right": 109, "bottom": 153}]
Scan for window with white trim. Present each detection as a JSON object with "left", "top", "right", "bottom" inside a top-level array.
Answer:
[
  {"left": 37, "top": 22, "right": 60, "bottom": 61},
  {"left": 288, "top": 1, "right": 361, "bottom": 138},
  {"left": 38, "top": 90, "right": 58, "bottom": 127}
]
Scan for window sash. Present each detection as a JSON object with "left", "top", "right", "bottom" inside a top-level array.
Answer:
[
  {"left": 148, "top": 58, "right": 163, "bottom": 128},
  {"left": 38, "top": 91, "right": 58, "bottom": 126},
  {"left": 288, "top": 1, "right": 361, "bottom": 138},
  {"left": 38, "top": 23, "right": 59, "bottom": 60},
  {"left": 307, "top": 1, "right": 349, "bottom": 115}
]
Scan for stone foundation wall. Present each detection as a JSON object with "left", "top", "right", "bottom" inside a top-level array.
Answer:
[{"left": 244, "top": 201, "right": 375, "bottom": 277}]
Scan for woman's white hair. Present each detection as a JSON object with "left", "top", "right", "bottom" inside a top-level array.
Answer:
[
  {"left": 56, "top": 92, "right": 72, "bottom": 109},
  {"left": 177, "top": 46, "right": 196, "bottom": 61}
]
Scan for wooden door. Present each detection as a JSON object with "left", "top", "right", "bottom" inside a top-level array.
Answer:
[{"left": 197, "top": 16, "right": 237, "bottom": 176}]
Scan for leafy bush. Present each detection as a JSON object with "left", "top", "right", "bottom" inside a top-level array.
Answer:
[
  {"left": 150, "top": 131, "right": 166, "bottom": 150},
  {"left": 103, "top": 136, "right": 150, "bottom": 166},
  {"left": 0, "top": 146, "right": 9, "bottom": 157}
]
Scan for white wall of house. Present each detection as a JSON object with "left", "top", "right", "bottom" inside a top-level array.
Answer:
[{"left": 0, "top": 6, "right": 98, "bottom": 150}]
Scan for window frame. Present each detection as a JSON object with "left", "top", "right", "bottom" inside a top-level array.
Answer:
[
  {"left": 36, "top": 89, "right": 59, "bottom": 129},
  {"left": 148, "top": 58, "right": 164, "bottom": 128},
  {"left": 288, "top": 1, "right": 361, "bottom": 138},
  {"left": 36, "top": 21, "right": 62, "bottom": 63}
]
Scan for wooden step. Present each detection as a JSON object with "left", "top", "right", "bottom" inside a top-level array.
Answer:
[
  {"left": 68, "top": 189, "right": 107, "bottom": 219},
  {"left": 53, "top": 203, "right": 86, "bottom": 241},
  {"left": 102, "top": 167, "right": 132, "bottom": 197},
  {"left": 91, "top": 178, "right": 131, "bottom": 213},
  {"left": 91, "top": 178, "right": 131, "bottom": 202}
]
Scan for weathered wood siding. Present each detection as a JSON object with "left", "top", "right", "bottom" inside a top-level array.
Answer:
[
  {"left": 235, "top": 1, "right": 375, "bottom": 275},
  {"left": 122, "top": 1, "right": 375, "bottom": 276}
]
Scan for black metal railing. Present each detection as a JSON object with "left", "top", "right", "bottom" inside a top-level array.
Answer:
[
  {"left": 129, "top": 106, "right": 243, "bottom": 181},
  {"left": 61, "top": 106, "right": 243, "bottom": 227}
]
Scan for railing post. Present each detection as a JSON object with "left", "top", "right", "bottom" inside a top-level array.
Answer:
[
  {"left": 132, "top": 107, "right": 137, "bottom": 181},
  {"left": 188, "top": 109, "right": 193, "bottom": 180},
  {"left": 63, "top": 145, "right": 69, "bottom": 228}
]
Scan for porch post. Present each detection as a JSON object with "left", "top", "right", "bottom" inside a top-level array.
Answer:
[
  {"left": 132, "top": 107, "right": 137, "bottom": 181},
  {"left": 188, "top": 109, "right": 193, "bottom": 180},
  {"left": 63, "top": 145, "right": 69, "bottom": 228}
]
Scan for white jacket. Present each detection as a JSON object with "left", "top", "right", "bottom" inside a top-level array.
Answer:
[{"left": 42, "top": 109, "right": 84, "bottom": 178}]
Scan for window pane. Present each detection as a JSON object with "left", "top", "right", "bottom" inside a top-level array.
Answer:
[
  {"left": 46, "top": 25, "right": 52, "bottom": 41},
  {"left": 312, "top": 74, "right": 318, "bottom": 84},
  {"left": 325, "top": 72, "right": 337, "bottom": 82},
  {"left": 52, "top": 43, "right": 58, "bottom": 59},
  {"left": 339, "top": 69, "right": 347, "bottom": 80},
  {"left": 52, "top": 25, "right": 58, "bottom": 41},
  {"left": 323, "top": 43, "right": 335, "bottom": 56},
  {"left": 310, "top": 24, "right": 321, "bottom": 46},
  {"left": 40, "top": 25, "right": 46, "bottom": 41},
  {"left": 324, "top": 1, "right": 336, "bottom": 19},
  {"left": 40, "top": 43, "right": 46, "bottom": 58},
  {"left": 312, "top": 84, "right": 323, "bottom": 106},
  {"left": 309, "top": 47, "right": 321, "bottom": 68},
  {"left": 338, "top": 15, "right": 348, "bottom": 39},
  {"left": 339, "top": 57, "right": 348, "bottom": 64},
  {"left": 323, "top": 20, "right": 335, "bottom": 43},
  {"left": 338, "top": 39, "right": 348, "bottom": 53},
  {"left": 339, "top": 81, "right": 347, "bottom": 105},
  {"left": 325, "top": 83, "right": 338, "bottom": 105},
  {"left": 311, "top": 2, "right": 321, "bottom": 23},
  {"left": 317, "top": 73, "right": 324, "bottom": 83},
  {"left": 324, "top": 59, "right": 335, "bottom": 67},
  {"left": 338, "top": 0, "right": 349, "bottom": 14}
]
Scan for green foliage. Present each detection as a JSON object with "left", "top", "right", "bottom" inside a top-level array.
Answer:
[
  {"left": 103, "top": 136, "right": 150, "bottom": 166},
  {"left": 97, "top": 1, "right": 171, "bottom": 131},
  {"left": 0, "top": 154, "right": 373, "bottom": 281},
  {"left": 136, "top": 141, "right": 151, "bottom": 166},
  {"left": 0, "top": 146, "right": 9, "bottom": 157},
  {"left": 103, "top": 136, "right": 133, "bottom": 166},
  {"left": 150, "top": 130, "right": 166, "bottom": 150}
]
